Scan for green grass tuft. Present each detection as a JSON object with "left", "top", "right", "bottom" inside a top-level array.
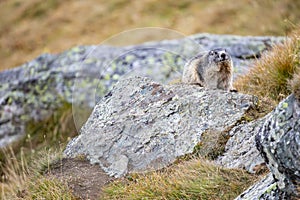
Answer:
[{"left": 26, "top": 177, "right": 75, "bottom": 200}]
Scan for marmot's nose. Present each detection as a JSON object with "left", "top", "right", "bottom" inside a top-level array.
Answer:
[{"left": 220, "top": 53, "right": 227, "bottom": 60}]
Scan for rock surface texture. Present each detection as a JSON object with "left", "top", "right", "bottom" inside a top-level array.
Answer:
[
  {"left": 236, "top": 94, "right": 300, "bottom": 199},
  {"left": 0, "top": 34, "right": 283, "bottom": 147},
  {"left": 64, "top": 76, "right": 257, "bottom": 177},
  {"left": 217, "top": 117, "right": 266, "bottom": 173}
]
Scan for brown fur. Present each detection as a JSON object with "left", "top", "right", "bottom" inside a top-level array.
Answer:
[
  {"left": 182, "top": 49, "right": 233, "bottom": 91},
  {"left": 217, "top": 62, "right": 233, "bottom": 89}
]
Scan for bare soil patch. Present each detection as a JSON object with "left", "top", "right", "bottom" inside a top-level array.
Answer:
[{"left": 47, "top": 158, "right": 114, "bottom": 200}]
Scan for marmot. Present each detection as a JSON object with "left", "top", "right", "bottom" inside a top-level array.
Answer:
[{"left": 182, "top": 48, "right": 233, "bottom": 91}]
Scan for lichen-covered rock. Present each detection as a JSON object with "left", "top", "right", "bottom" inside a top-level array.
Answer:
[
  {"left": 237, "top": 94, "right": 300, "bottom": 199},
  {"left": 235, "top": 173, "right": 282, "bottom": 200},
  {"left": 217, "top": 117, "right": 266, "bottom": 173},
  {"left": 0, "top": 34, "right": 283, "bottom": 147},
  {"left": 64, "top": 76, "right": 257, "bottom": 177},
  {"left": 256, "top": 94, "right": 300, "bottom": 199}
]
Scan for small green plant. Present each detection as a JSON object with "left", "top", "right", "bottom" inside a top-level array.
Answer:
[{"left": 102, "top": 158, "right": 258, "bottom": 200}]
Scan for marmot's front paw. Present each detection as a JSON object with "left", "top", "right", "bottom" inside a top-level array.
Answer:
[
  {"left": 230, "top": 88, "right": 238, "bottom": 93},
  {"left": 190, "top": 82, "right": 203, "bottom": 87}
]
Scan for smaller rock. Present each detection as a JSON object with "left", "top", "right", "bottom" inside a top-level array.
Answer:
[
  {"left": 235, "top": 173, "right": 282, "bottom": 200},
  {"left": 217, "top": 117, "right": 266, "bottom": 173}
]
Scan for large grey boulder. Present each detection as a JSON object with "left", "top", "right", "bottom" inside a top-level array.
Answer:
[
  {"left": 64, "top": 76, "right": 257, "bottom": 177},
  {"left": 0, "top": 33, "right": 283, "bottom": 147},
  {"left": 236, "top": 94, "right": 300, "bottom": 199}
]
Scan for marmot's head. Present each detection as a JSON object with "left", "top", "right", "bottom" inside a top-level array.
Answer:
[{"left": 207, "top": 48, "right": 232, "bottom": 73}]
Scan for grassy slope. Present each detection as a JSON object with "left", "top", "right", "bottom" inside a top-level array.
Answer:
[
  {"left": 1, "top": 0, "right": 300, "bottom": 71},
  {"left": 1, "top": 0, "right": 300, "bottom": 199}
]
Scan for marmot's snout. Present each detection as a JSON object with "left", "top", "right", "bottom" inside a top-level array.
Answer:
[{"left": 220, "top": 52, "right": 228, "bottom": 61}]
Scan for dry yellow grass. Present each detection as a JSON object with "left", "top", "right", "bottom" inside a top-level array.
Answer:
[
  {"left": 234, "top": 30, "right": 300, "bottom": 105},
  {"left": 0, "top": 0, "right": 300, "bottom": 70},
  {"left": 0, "top": 148, "right": 28, "bottom": 199},
  {"left": 102, "top": 158, "right": 258, "bottom": 200},
  {"left": 0, "top": 147, "right": 75, "bottom": 199}
]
